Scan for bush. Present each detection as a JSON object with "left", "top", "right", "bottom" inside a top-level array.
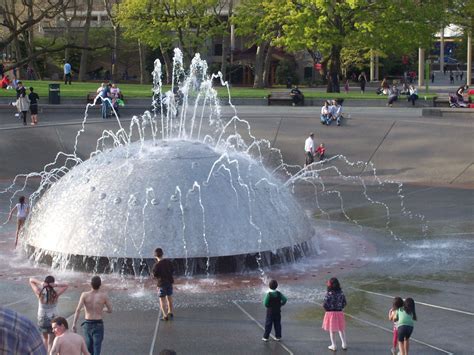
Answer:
[{"left": 275, "top": 59, "right": 298, "bottom": 86}]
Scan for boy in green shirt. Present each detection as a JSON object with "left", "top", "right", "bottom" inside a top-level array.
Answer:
[{"left": 262, "top": 279, "right": 287, "bottom": 342}]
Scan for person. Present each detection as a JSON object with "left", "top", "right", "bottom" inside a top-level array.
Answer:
[
  {"left": 330, "top": 100, "right": 343, "bottom": 126},
  {"left": 456, "top": 84, "right": 468, "bottom": 103},
  {"left": 315, "top": 143, "right": 326, "bottom": 160},
  {"left": 6, "top": 195, "right": 29, "bottom": 248},
  {"left": 344, "top": 78, "right": 349, "bottom": 94},
  {"left": 29, "top": 87, "right": 40, "bottom": 125},
  {"left": 381, "top": 77, "right": 390, "bottom": 95},
  {"left": 449, "top": 71, "right": 454, "bottom": 84},
  {"left": 460, "top": 71, "right": 464, "bottom": 81},
  {"left": 72, "top": 276, "right": 112, "bottom": 355},
  {"left": 358, "top": 72, "right": 367, "bottom": 94},
  {"left": 50, "top": 317, "right": 89, "bottom": 355},
  {"left": 153, "top": 247, "right": 175, "bottom": 321},
  {"left": 322, "top": 277, "right": 347, "bottom": 351},
  {"left": 64, "top": 60, "right": 72, "bottom": 85},
  {"left": 1, "top": 74, "right": 11, "bottom": 89},
  {"left": 0, "top": 306, "right": 47, "bottom": 354},
  {"left": 443, "top": 65, "right": 447, "bottom": 75},
  {"left": 262, "top": 279, "right": 287, "bottom": 342},
  {"left": 0, "top": 62, "right": 4, "bottom": 78},
  {"left": 16, "top": 81, "right": 30, "bottom": 125},
  {"left": 387, "top": 85, "right": 399, "bottom": 107},
  {"left": 110, "top": 83, "right": 122, "bottom": 118},
  {"left": 455, "top": 72, "right": 459, "bottom": 81},
  {"left": 390, "top": 298, "right": 417, "bottom": 355},
  {"left": 290, "top": 86, "right": 303, "bottom": 106},
  {"left": 320, "top": 101, "right": 331, "bottom": 125},
  {"left": 99, "top": 83, "right": 112, "bottom": 119},
  {"left": 29, "top": 276, "right": 68, "bottom": 351},
  {"left": 304, "top": 132, "right": 315, "bottom": 167},
  {"left": 407, "top": 85, "right": 418, "bottom": 106},
  {"left": 388, "top": 297, "right": 404, "bottom": 355},
  {"left": 430, "top": 72, "right": 435, "bottom": 83}
]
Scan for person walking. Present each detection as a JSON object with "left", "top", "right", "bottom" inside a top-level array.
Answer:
[
  {"left": 153, "top": 248, "right": 175, "bottom": 321},
  {"left": 16, "top": 81, "right": 29, "bottom": 125},
  {"left": 390, "top": 298, "right": 417, "bottom": 355},
  {"left": 322, "top": 277, "right": 347, "bottom": 351},
  {"left": 64, "top": 60, "right": 72, "bottom": 85},
  {"left": 29, "top": 87, "right": 40, "bottom": 125},
  {"left": 388, "top": 297, "right": 404, "bottom": 355},
  {"left": 262, "top": 279, "right": 287, "bottom": 342},
  {"left": 6, "top": 195, "right": 29, "bottom": 248},
  {"left": 29, "top": 276, "right": 68, "bottom": 352},
  {"left": 358, "top": 72, "right": 367, "bottom": 94},
  {"left": 72, "top": 276, "right": 112, "bottom": 355},
  {"left": 304, "top": 132, "right": 316, "bottom": 167},
  {"left": 50, "top": 317, "right": 89, "bottom": 355}
]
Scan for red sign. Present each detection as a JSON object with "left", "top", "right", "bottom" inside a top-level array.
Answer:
[{"left": 314, "top": 63, "right": 322, "bottom": 70}]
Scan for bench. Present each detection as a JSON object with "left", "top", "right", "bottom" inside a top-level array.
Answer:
[
  {"left": 87, "top": 92, "right": 99, "bottom": 104},
  {"left": 267, "top": 92, "right": 304, "bottom": 106}
]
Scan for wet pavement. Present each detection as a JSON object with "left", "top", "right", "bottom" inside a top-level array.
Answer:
[{"left": 0, "top": 105, "right": 473, "bottom": 354}]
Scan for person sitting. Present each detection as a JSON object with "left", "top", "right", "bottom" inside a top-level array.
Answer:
[
  {"left": 387, "top": 85, "right": 399, "bottom": 107},
  {"left": 1, "top": 74, "right": 11, "bottom": 89},
  {"left": 315, "top": 143, "right": 326, "bottom": 160},
  {"left": 330, "top": 100, "right": 343, "bottom": 126},
  {"left": 456, "top": 85, "right": 468, "bottom": 103},
  {"left": 381, "top": 78, "right": 390, "bottom": 95},
  {"left": 320, "top": 101, "right": 331, "bottom": 125},
  {"left": 408, "top": 85, "right": 418, "bottom": 106},
  {"left": 290, "top": 86, "right": 304, "bottom": 106}
]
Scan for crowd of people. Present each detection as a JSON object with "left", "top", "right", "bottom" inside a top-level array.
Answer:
[{"left": 96, "top": 82, "right": 124, "bottom": 119}]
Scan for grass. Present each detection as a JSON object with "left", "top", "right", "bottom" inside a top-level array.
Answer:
[{"left": 0, "top": 80, "right": 437, "bottom": 100}]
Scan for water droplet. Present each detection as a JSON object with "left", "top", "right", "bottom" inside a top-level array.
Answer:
[
  {"left": 114, "top": 197, "right": 121, "bottom": 204},
  {"left": 90, "top": 186, "right": 96, "bottom": 192},
  {"left": 99, "top": 193, "right": 107, "bottom": 200},
  {"left": 151, "top": 199, "right": 159, "bottom": 205},
  {"left": 202, "top": 181, "right": 209, "bottom": 187},
  {"left": 212, "top": 172, "right": 220, "bottom": 177},
  {"left": 192, "top": 162, "right": 198, "bottom": 169},
  {"left": 170, "top": 195, "right": 178, "bottom": 201}
]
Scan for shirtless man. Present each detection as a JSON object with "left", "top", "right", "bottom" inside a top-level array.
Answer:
[
  {"left": 50, "top": 317, "right": 89, "bottom": 355},
  {"left": 72, "top": 276, "right": 112, "bottom": 355}
]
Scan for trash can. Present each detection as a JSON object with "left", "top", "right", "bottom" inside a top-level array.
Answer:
[{"left": 48, "top": 83, "right": 60, "bottom": 104}]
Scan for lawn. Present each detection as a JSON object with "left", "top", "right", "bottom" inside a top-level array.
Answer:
[{"left": 0, "top": 80, "right": 437, "bottom": 100}]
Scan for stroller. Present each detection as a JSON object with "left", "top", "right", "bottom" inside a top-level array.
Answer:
[{"left": 449, "top": 93, "right": 467, "bottom": 108}]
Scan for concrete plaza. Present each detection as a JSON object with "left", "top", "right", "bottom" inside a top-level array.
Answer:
[{"left": 0, "top": 104, "right": 473, "bottom": 354}]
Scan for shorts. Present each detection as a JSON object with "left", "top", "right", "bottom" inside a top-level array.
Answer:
[
  {"left": 397, "top": 325, "right": 413, "bottom": 341},
  {"left": 30, "top": 105, "right": 38, "bottom": 115},
  {"left": 38, "top": 314, "right": 55, "bottom": 334},
  {"left": 305, "top": 152, "right": 314, "bottom": 166},
  {"left": 158, "top": 284, "right": 173, "bottom": 298}
]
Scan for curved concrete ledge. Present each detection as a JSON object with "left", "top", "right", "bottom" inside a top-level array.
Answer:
[{"left": 422, "top": 107, "right": 474, "bottom": 118}]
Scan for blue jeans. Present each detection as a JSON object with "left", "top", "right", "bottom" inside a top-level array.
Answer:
[
  {"left": 101, "top": 100, "right": 110, "bottom": 119},
  {"left": 82, "top": 320, "right": 104, "bottom": 355},
  {"left": 263, "top": 312, "right": 281, "bottom": 339},
  {"left": 320, "top": 114, "right": 330, "bottom": 125}
]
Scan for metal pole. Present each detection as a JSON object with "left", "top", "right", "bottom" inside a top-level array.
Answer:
[
  {"left": 370, "top": 50, "right": 375, "bottom": 81},
  {"left": 425, "top": 59, "right": 430, "bottom": 93},
  {"left": 467, "top": 31, "right": 472, "bottom": 87}
]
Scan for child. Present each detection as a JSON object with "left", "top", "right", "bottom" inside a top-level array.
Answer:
[
  {"left": 388, "top": 297, "right": 404, "bottom": 355},
  {"left": 262, "top": 279, "right": 287, "bottom": 342},
  {"left": 344, "top": 79, "right": 349, "bottom": 94},
  {"left": 316, "top": 143, "right": 326, "bottom": 160},
  {"left": 322, "top": 277, "right": 347, "bottom": 351},
  {"left": 390, "top": 298, "right": 417, "bottom": 355}
]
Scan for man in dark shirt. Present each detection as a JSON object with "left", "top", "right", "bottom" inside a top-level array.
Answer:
[
  {"left": 290, "top": 86, "right": 303, "bottom": 106},
  {"left": 152, "top": 247, "right": 174, "bottom": 320}
]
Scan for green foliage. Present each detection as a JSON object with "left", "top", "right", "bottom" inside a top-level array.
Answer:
[
  {"left": 275, "top": 59, "right": 298, "bottom": 85},
  {"left": 117, "top": 0, "right": 227, "bottom": 60}
]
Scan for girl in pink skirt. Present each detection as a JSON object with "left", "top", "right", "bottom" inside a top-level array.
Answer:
[{"left": 322, "top": 277, "right": 347, "bottom": 351}]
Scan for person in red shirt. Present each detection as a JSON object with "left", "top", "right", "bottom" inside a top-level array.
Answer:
[
  {"left": 316, "top": 143, "right": 326, "bottom": 160},
  {"left": 1, "top": 74, "right": 11, "bottom": 89}
]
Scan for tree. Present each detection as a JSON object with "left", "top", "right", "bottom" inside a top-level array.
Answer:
[{"left": 103, "top": 0, "right": 121, "bottom": 81}]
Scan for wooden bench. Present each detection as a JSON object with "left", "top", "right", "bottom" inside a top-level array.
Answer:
[
  {"left": 267, "top": 92, "right": 304, "bottom": 106},
  {"left": 87, "top": 92, "right": 99, "bottom": 104}
]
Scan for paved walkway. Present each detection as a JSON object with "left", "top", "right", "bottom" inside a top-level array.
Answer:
[{"left": 0, "top": 106, "right": 473, "bottom": 354}]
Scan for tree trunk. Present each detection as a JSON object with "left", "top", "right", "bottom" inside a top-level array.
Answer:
[
  {"left": 78, "top": 0, "right": 93, "bottom": 82},
  {"left": 160, "top": 44, "right": 172, "bottom": 84},
  {"left": 262, "top": 45, "right": 273, "bottom": 87},
  {"left": 253, "top": 41, "right": 269, "bottom": 88},
  {"left": 111, "top": 25, "right": 119, "bottom": 81},
  {"left": 220, "top": 33, "right": 228, "bottom": 81},
  {"left": 138, "top": 40, "right": 147, "bottom": 84},
  {"left": 326, "top": 44, "right": 342, "bottom": 93}
]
